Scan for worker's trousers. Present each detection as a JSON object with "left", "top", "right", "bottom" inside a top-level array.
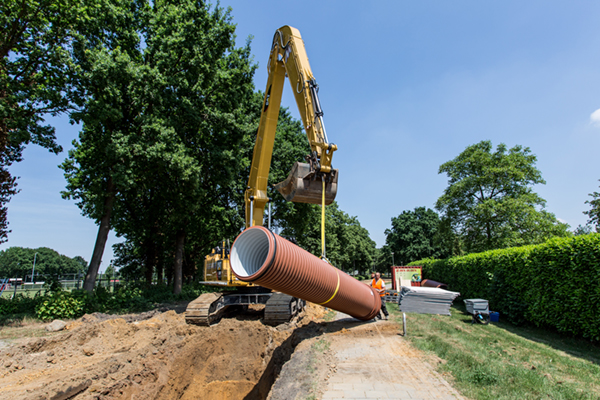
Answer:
[{"left": 378, "top": 298, "right": 388, "bottom": 318}]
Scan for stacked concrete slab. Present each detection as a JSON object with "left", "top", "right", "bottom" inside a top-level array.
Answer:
[{"left": 398, "top": 286, "right": 460, "bottom": 316}]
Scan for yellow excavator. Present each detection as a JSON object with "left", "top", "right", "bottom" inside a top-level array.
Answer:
[{"left": 185, "top": 25, "right": 338, "bottom": 326}]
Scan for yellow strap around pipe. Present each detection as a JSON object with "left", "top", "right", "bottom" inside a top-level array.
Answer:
[
  {"left": 321, "top": 179, "right": 326, "bottom": 259},
  {"left": 318, "top": 269, "right": 340, "bottom": 305}
]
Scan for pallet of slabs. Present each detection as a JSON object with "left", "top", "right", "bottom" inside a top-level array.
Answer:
[
  {"left": 398, "top": 286, "right": 460, "bottom": 316},
  {"left": 383, "top": 289, "right": 399, "bottom": 303}
]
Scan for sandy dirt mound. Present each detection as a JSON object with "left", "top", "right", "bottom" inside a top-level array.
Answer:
[{"left": 0, "top": 304, "right": 327, "bottom": 400}]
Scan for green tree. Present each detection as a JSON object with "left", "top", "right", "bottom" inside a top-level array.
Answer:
[
  {"left": 573, "top": 224, "right": 593, "bottom": 236},
  {"left": 72, "top": 256, "right": 88, "bottom": 273},
  {"left": 61, "top": 0, "right": 144, "bottom": 292},
  {"left": 584, "top": 180, "right": 600, "bottom": 233},
  {"left": 0, "top": 247, "right": 83, "bottom": 279},
  {"left": 436, "top": 140, "right": 570, "bottom": 253},
  {"left": 0, "top": 0, "right": 83, "bottom": 241},
  {"left": 104, "top": 264, "right": 116, "bottom": 278},
  {"left": 62, "top": 0, "right": 256, "bottom": 293},
  {"left": 371, "top": 247, "right": 390, "bottom": 274},
  {"left": 108, "top": 95, "right": 313, "bottom": 285},
  {"left": 384, "top": 207, "right": 447, "bottom": 265}
]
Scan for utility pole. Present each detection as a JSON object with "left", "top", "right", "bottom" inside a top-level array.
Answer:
[{"left": 391, "top": 251, "right": 395, "bottom": 266}]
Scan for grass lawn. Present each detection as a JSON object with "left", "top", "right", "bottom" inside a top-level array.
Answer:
[
  {"left": 0, "top": 316, "right": 60, "bottom": 344},
  {"left": 389, "top": 305, "right": 600, "bottom": 400}
]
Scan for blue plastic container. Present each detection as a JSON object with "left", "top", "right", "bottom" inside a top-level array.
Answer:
[{"left": 490, "top": 311, "right": 499, "bottom": 322}]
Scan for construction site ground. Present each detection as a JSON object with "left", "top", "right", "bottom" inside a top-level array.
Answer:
[{"left": 0, "top": 303, "right": 466, "bottom": 400}]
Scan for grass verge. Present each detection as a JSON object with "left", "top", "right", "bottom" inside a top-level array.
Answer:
[
  {"left": 0, "top": 315, "right": 58, "bottom": 343},
  {"left": 389, "top": 305, "right": 600, "bottom": 400}
]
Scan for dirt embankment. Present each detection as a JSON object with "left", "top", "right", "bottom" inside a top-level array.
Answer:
[{"left": 0, "top": 304, "right": 329, "bottom": 400}]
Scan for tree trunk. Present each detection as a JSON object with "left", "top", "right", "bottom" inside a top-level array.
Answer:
[
  {"left": 157, "top": 262, "right": 163, "bottom": 285},
  {"left": 83, "top": 178, "right": 115, "bottom": 292},
  {"left": 144, "top": 240, "right": 156, "bottom": 286},
  {"left": 173, "top": 229, "right": 185, "bottom": 295}
]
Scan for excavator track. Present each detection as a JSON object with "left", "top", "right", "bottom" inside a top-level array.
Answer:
[
  {"left": 185, "top": 292, "right": 229, "bottom": 326},
  {"left": 263, "top": 293, "right": 306, "bottom": 326}
]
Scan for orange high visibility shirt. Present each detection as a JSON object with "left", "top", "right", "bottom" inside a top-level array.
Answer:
[{"left": 371, "top": 278, "right": 385, "bottom": 297}]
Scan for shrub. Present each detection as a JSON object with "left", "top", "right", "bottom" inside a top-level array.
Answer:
[
  {"left": 0, "top": 294, "right": 42, "bottom": 316},
  {"left": 103, "top": 285, "right": 151, "bottom": 313},
  {"left": 35, "top": 290, "right": 93, "bottom": 321},
  {"left": 409, "top": 233, "right": 600, "bottom": 340}
]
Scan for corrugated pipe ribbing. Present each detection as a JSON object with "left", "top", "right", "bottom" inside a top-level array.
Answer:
[{"left": 230, "top": 226, "right": 381, "bottom": 321}]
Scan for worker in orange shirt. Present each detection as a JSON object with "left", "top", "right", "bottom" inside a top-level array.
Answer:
[{"left": 371, "top": 272, "right": 389, "bottom": 320}]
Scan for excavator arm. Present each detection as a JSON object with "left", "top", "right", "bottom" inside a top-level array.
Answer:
[{"left": 245, "top": 25, "right": 338, "bottom": 228}]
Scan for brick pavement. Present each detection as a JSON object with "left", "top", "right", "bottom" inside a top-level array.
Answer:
[{"left": 320, "top": 313, "right": 465, "bottom": 400}]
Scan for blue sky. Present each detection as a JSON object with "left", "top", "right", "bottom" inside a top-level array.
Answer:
[{"left": 2, "top": 1, "right": 600, "bottom": 270}]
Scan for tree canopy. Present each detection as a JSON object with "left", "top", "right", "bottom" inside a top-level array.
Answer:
[
  {"left": 61, "top": 0, "right": 257, "bottom": 291},
  {"left": 0, "top": 0, "right": 83, "bottom": 241},
  {"left": 0, "top": 247, "right": 87, "bottom": 279},
  {"left": 584, "top": 180, "right": 600, "bottom": 233},
  {"left": 384, "top": 207, "right": 448, "bottom": 265},
  {"left": 436, "top": 140, "right": 570, "bottom": 253},
  {"left": 4, "top": 0, "right": 377, "bottom": 289}
]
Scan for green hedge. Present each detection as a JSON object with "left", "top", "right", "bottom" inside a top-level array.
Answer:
[{"left": 409, "top": 234, "right": 600, "bottom": 340}]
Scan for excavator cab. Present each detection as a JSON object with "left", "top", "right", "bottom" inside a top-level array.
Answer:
[{"left": 274, "top": 161, "right": 338, "bottom": 205}]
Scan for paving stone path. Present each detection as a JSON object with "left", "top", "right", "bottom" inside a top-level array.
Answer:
[{"left": 320, "top": 313, "right": 466, "bottom": 400}]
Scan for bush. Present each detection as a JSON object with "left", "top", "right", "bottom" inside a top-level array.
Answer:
[
  {"left": 35, "top": 290, "right": 93, "bottom": 321},
  {"left": 101, "top": 285, "right": 151, "bottom": 313},
  {"left": 2, "top": 281, "right": 227, "bottom": 322},
  {"left": 0, "top": 294, "right": 42, "bottom": 316},
  {"left": 409, "top": 233, "right": 600, "bottom": 340}
]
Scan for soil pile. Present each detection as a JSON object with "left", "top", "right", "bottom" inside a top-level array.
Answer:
[{"left": 0, "top": 304, "right": 327, "bottom": 400}]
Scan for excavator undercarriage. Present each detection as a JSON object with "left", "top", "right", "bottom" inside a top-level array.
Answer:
[{"left": 185, "top": 289, "right": 305, "bottom": 326}]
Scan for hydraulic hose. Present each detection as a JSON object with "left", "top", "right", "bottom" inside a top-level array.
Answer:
[{"left": 230, "top": 226, "right": 381, "bottom": 321}]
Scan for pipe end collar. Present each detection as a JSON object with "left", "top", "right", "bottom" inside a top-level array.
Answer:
[{"left": 230, "top": 227, "right": 272, "bottom": 279}]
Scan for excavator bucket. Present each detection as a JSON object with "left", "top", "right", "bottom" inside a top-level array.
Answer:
[{"left": 274, "top": 162, "right": 338, "bottom": 205}]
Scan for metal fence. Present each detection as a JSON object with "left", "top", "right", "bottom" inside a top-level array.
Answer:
[{"left": 0, "top": 273, "right": 119, "bottom": 299}]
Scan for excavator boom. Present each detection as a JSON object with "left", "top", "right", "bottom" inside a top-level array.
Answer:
[
  {"left": 245, "top": 25, "right": 338, "bottom": 228},
  {"left": 186, "top": 26, "right": 335, "bottom": 326}
]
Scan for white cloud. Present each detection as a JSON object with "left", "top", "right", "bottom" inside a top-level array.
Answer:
[{"left": 591, "top": 108, "right": 600, "bottom": 127}]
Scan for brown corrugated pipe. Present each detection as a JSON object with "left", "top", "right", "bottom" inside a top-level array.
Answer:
[
  {"left": 230, "top": 226, "right": 381, "bottom": 321},
  {"left": 421, "top": 279, "right": 449, "bottom": 289}
]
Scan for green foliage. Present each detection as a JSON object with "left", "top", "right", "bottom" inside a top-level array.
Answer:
[
  {"left": 0, "top": 247, "right": 87, "bottom": 277},
  {"left": 392, "top": 305, "right": 600, "bottom": 400},
  {"left": 409, "top": 234, "right": 600, "bottom": 339},
  {"left": 43, "top": 276, "right": 64, "bottom": 293},
  {"left": 0, "top": 247, "right": 87, "bottom": 278},
  {"left": 384, "top": 207, "right": 448, "bottom": 266},
  {"left": 436, "top": 140, "right": 571, "bottom": 253},
  {"left": 62, "top": 0, "right": 258, "bottom": 290},
  {"left": 2, "top": 278, "right": 224, "bottom": 321},
  {"left": 0, "top": 0, "right": 80, "bottom": 151},
  {"left": 35, "top": 290, "right": 93, "bottom": 321},
  {"left": 0, "top": 0, "right": 84, "bottom": 242},
  {"left": 573, "top": 224, "right": 593, "bottom": 236},
  {"left": 584, "top": 179, "right": 600, "bottom": 233},
  {"left": 0, "top": 294, "right": 41, "bottom": 316},
  {"left": 97, "top": 286, "right": 150, "bottom": 314}
]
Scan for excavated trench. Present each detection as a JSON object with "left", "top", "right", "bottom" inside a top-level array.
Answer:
[{"left": 0, "top": 304, "right": 329, "bottom": 400}]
